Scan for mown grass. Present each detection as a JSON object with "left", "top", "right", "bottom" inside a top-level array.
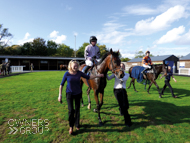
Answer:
[{"left": 0, "top": 71, "right": 190, "bottom": 143}]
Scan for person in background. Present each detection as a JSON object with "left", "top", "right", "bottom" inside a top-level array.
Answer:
[
  {"left": 30, "top": 63, "right": 34, "bottom": 72},
  {"left": 58, "top": 60, "right": 104, "bottom": 135},
  {"left": 106, "top": 63, "right": 132, "bottom": 127},
  {"left": 141, "top": 51, "right": 153, "bottom": 75},
  {"left": 160, "top": 66, "right": 177, "bottom": 98},
  {"left": 83, "top": 36, "right": 101, "bottom": 73}
]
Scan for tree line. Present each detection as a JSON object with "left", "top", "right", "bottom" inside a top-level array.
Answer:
[{"left": 0, "top": 24, "right": 134, "bottom": 61}]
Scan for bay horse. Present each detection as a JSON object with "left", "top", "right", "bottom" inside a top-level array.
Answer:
[
  {"left": 128, "top": 62, "right": 168, "bottom": 98},
  {"left": 79, "top": 49, "right": 124, "bottom": 126},
  {"left": 60, "top": 64, "right": 68, "bottom": 70}
]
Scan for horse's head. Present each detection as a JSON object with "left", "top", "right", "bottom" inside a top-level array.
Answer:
[{"left": 108, "top": 49, "right": 124, "bottom": 78}]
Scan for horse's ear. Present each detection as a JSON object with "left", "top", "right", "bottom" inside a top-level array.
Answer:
[
  {"left": 110, "top": 48, "right": 113, "bottom": 54},
  {"left": 117, "top": 50, "right": 119, "bottom": 53}
]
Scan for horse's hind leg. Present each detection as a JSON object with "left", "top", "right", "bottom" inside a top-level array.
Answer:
[
  {"left": 132, "top": 78, "right": 138, "bottom": 92},
  {"left": 147, "top": 82, "right": 153, "bottom": 94},
  {"left": 153, "top": 81, "right": 162, "bottom": 98},
  {"left": 87, "top": 87, "right": 91, "bottom": 109},
  {"left": 127, "top": 79, "right": 133, "bottom": 89},
  {"left": 93, "top": 90, "right": 103, "bottom": 126}
]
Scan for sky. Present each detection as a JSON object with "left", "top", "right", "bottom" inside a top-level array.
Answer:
[{"left": 1, "top": 0, "right": 190, "bottom": 59}]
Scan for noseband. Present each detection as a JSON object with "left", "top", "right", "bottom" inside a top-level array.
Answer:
[{"left": 110, "top": 55, "right": 122, "bottom": 73}]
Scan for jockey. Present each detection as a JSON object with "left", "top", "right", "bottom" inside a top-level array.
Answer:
[
  {"left": 82, "top": 36, "right": 101, "bottom": 73},
  {"left": 141, "top": 51, "right": 153, "bottom": 75}
]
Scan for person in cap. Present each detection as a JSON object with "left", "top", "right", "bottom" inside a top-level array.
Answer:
[
  {"left": 83, "top": 36, "right": 101, "bottom": 73},
  {"left": 160, "top": 66, "right": 177, "bottom": 98},
  {"left": 141, "top": 51, "right": 153, "bottom": 75}
]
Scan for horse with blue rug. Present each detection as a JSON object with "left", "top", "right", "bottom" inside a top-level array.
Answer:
[{"left": 128, "top": 62, "right": 168, "bottom": 98}]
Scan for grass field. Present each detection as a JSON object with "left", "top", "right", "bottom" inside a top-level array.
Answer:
[{"left": 0, "top": 71, "right": 190, "bottom": 143}]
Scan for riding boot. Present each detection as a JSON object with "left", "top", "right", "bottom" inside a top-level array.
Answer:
[
  {"left": 141, "top": 68, "right": 148, "bottom": 75},
  {"left": 82, "top": 66, "right": 90, "bottom": 73}
]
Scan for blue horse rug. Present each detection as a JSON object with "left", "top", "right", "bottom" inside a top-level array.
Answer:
[{"left": 131, "top": 66, "right": 145, "bottom": 83}]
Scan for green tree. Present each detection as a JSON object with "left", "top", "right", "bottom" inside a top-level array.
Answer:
[
  {"left": 56, "top": 44, "right": 73, "bottom": 57},
  {"left": 32, "top": 38, "right": 47, "bottom": 56},
  {"left": 134, "top": 51, "right": 144, "bottom": 58},
  {"left": 76, "top": 42, "right": 89, "bottom": 57},
  {"left": 47, "top": 40, "right": 58, "bottom": 56},
  {"left": 135, "top": 51, "right": 154, "bottom": 58},
  {"left": 0, "top": 24, "right": 13, "bottom": 54},
  {"left": 96, "top": 44, "right": 109, "bottom": 57},
  {"left": 0, "top": 24, "right": 13, "bottom": 47},
  {"left": 23, "top": 42, "right": 33, "bottom": 55},
  {"left": 76, "top": 42, "right": 109, "bottom": 58},
  {"left": 121, "top": 57, "right": 131, "bottom": 62}
]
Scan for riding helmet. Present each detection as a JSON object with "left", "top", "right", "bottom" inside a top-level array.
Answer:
[
  {"left": 145, "top": 51, "right": 150, "bottom": 54},
  {"left": 90, "top": 36, "right": 97, "bottom": 43}
]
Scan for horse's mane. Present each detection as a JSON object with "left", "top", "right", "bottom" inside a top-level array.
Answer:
[{"left": 97, "top": 52, "right": 111, "bottom": 65}]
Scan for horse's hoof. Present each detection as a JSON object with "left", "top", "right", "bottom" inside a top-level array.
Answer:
[
  {"left": 93, "top": 109, "right": 97, "bottom": 112},
  {"left": 159, "top": 95, "right": 162, "bottom": 98},
  {"left": 135, "top": 91, "right": 138, "bottom": 92},
  {"left": 81, "top": 104, "right": 84, "bottom": 107},
  {"left": 87, "top": 105, "right": 91, "bottom": 110},
  {"left": 99, "top": 122, "right": 103, "bottom": 126},
  {"left": 127, "top": 87, "right": 130, "bottom": 89}
]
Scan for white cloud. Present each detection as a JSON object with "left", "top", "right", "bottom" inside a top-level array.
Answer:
[
  {"left": 156, "top": 26, "right": 190, "bottom": 45},
  {"left": 175, "top": 29, "right": 190, "bottom": 45},
  {"left": 17, "top": 32, "right": 34, "bottom": 45},
  {"left": 49, "top": 31, "right": 66, "bottom": 44},
  {"left": 73, "top": 32, "right": 78, "bottom": 36},
  {"left": 54, "top": 35, "right": 66, "bottom": 44},
  {"left": 119, "top": 49, "right": 135, "bottom": 59},
  {"left": 134, "top": 5, "right": 185, "bottom": 35},
  {"left": 50, "top": 30, "right": 59, "bottom": 38},
  {"left": 96, "top": 22, "right": 133, "bottom": 45},
  {"left": 156, "top": 26, "right": 185, "bottom": 44},
  {"left": 24, "top": 32, "right": 30, "bottom": 40},
  {"left": 122, "top": 4, "right": 158, "bottom": 15}
]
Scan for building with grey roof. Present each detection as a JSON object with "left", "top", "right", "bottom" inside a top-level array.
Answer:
[
  {"left": 126, "top": 55, "right": 179, "bottom": 73},
  {"left": 0, "top": 55, "right": 85, "bottom": 70}
]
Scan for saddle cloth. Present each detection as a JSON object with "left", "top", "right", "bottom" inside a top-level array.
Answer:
[
  {"left": 147, "top": 69, "right": 154, "bottom": 73},
  {"left": 131, "top": 66, "right": 145, "bottom": 83}
]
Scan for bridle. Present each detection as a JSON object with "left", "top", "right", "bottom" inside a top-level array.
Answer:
[{"left": 109, "top": 55, "right": 122, "bottom": 73}]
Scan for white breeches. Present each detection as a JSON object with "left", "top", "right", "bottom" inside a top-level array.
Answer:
[
  {"left": 85, "top": 59, "right": 100, "bottom": 66},
  {"left": 143, "top": 64, "right": 151, "bottom": 69}
]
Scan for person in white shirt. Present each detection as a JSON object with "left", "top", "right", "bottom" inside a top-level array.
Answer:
[{"left": 106, "top": 63, "right": 132, "bottom": 127}]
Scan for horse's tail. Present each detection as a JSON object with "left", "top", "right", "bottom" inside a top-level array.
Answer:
[{"left": 128, "top": 66, "right": 133, "bottom": 78}]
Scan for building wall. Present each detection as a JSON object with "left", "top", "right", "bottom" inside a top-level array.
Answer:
[{"left": 179, "top": 60, "right": 190, "bottom": 68}]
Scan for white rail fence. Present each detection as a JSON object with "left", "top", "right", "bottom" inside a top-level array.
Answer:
[
  {"left": 10, "top": 66, "right": 25, "bottom": 73},
  {"left": 179, "top": 68, "right": 190, "bottom": 76}
]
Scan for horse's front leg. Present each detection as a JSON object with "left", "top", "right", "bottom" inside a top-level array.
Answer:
[
  {"left": 147, "top": 82, "right": 153, "bottom": 94},
  {"left": 153, "top": 81, "right": 162, "bottom": 98},
  {"left": 93, "top": 90, "right": 103, "bottom": 126},
  {"left": 99, "top": 91, "right": 104, "bottom": 109}
]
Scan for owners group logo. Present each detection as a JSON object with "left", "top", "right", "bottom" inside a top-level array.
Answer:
[{"left": 8, "top": 119, "right": 49, "bottom": 134}]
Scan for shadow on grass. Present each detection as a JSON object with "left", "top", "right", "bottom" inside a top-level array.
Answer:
[
  {"left": 75, "top": 100, "right": 190, "bottom": 135},
  {"left": 160, "top": 87, "right": 190, "bottom": 98},
  {"left": 130, "top": 100, "right": 190, "bottom": 125}
]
